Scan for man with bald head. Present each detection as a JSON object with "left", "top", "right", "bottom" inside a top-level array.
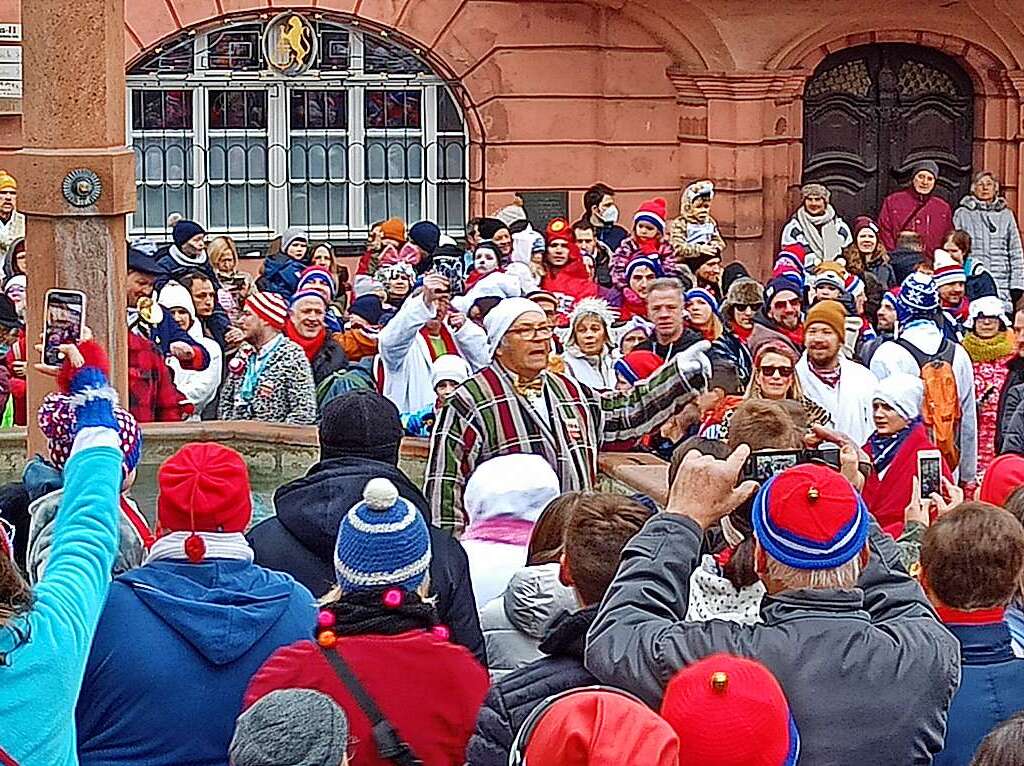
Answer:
[{"left": 425, "top": 297, "right": 711, "bottom": 533}]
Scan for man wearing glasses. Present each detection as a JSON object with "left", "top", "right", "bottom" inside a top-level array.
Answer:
[
  {"left": 750, "top": 277, "right": 806, "bottom": 353},
  {"left": 425, "top": 297, "right": 711, "bottom": 535}
]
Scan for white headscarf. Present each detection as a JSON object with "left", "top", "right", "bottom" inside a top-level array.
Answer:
[
  {"left": 157, "top": 281, "right": 203, "bottom": 342},
  {"left": 483, "top": 298, "right": 546, "bottom": 358},
  {"left": 872, "top": 373, "right": 924, "bottom": 422},
  {"left": 431, "top": 354, "right": 472, "bottom": 389}
]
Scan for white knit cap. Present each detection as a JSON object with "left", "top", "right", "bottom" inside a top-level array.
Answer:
[
  {"left": 464, "top": 454, "right": 560, "bottom": 525},
  {"left": 872, "top": 373, "right": 924, "bottom": 422},
  {"left": 430, "top": 354, "right": 471, "bottom": 389},
  {"left": 483, "top": 297, "right": 546, "bottom": 357},
  {"left": 965, "top": 295, "right": 1010, "bottom": 330}
]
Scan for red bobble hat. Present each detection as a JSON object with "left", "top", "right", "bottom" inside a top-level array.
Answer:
[
  {"left": 633, "top": 197, "right": 668, "bottom": 235},
  {"left": 157, "top": 443, "right": 252, "bottom": 538},
  {"left": 979, "top": 454, "right": 1024, "bottom": 507},
  {"left": 662, "top": 654, "right": 800, "bottom": 766}
]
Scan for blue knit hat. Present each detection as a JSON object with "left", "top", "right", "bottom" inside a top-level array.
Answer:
[
  {"left": 752, "top": 464, "right": 869, "bottom": 570},
  {"left": 895, "top": 272, "right": 938, "bottom": 323},
  {"left": 625, "top": 256, "right": 664, "bottom": 282},
  {"left": 763, "top": 277, "right": 802, "bottom": 311},
  {"left": 685, "top": 288, "right": 721, "bottom": 317},
  {"left": 334, "top": 478, "right": 431, "bottom": 593},
  {"left": 172, "top": 219, "right": 206, "bottom": 248}
]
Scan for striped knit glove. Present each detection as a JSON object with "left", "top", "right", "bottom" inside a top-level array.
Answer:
[{"left": 56, "top": 341, "right": 119, "bottom": 433}]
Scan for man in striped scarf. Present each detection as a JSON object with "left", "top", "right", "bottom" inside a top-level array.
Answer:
[{"left": 425, "top": 297, "right": 711, "bottom": 534}]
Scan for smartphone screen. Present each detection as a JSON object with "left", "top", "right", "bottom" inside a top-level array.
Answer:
[
  {"left": 918, "top": 451, "right": 943, "bottom": 499},
  {"left": 43, "top": 289, "right": 86, "bottom": 366},
  {"left": 744, "top": 450, "right": 801, "bottom": 483}
]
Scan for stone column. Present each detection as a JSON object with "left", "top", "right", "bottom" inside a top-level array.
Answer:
[
  {"left": 668, "top": 67, "right": 809, "bottom": 277},
  {"left": 14, "top": 0, "right": 133, "bottom": 452}
]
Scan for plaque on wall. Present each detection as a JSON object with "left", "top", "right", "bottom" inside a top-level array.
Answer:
[{"left": 520, "top": 191, "right": 569, "bottom": 230}]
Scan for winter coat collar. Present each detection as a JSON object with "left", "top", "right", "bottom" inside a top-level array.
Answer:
[
  {"left": 945, "top": 621, "right": 1017, "bottom": 666},
  {"left": 538, "top": 604, "right": 597, "bottom": 659},
  {"left": 760, "top": 587, "right": 869, "bottom": 624},
  {"left": 958, "top": 195, "right": 1008, "bottom": 213}
]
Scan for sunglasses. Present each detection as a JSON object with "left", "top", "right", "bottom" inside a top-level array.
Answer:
[
  {"left": 735, "top": 303, "right": 760, "bottom": 313},
  {"left": 759, "top": 365, "right": 794, "bottom": 379},
  {"left": 771, "top": 298, "right": 802, "bottom": 310}
]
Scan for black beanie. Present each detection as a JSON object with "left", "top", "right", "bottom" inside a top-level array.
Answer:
[
  {"left": 477, "top": 217, "right": 508, "bottom": 240},
  {"left": 319, "top": 390, "right": 403, "bottom": 465}
]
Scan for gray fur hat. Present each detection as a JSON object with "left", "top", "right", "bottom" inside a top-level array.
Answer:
[
  {"left": 800, "top": 183, "right": 830, "bottom": 201},
  {"left": 721, "top": 277, "right": 765, "bottom": 322},
  {"left": 229, "top": 689, "right": 349, "bottom": 766}
]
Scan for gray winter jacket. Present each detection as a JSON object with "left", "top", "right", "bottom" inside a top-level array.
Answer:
[
  {"left": 953, "top": 196, "right": 1024, "bottom": 304},
  {"left": 480, "top": 563, "right": 576, "bottom": 681},
  {"left": 585, "top": 514, "right": 961, "bottom": 766}
]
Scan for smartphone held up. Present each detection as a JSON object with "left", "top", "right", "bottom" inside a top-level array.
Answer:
[{"left": 43, "top": 289, "right": 87, "bottom": 366}]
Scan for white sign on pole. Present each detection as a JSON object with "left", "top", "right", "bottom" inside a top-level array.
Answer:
[{"left": 0, "top": 25, "right": 21, "bottom": 42}]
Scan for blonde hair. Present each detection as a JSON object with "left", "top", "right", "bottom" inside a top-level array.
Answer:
[
  {"left": 746, "top": 351, "right": 804, "bottom": 400},
  {"left": 209, "top": 236, "right": 239, "bottom": 272}
]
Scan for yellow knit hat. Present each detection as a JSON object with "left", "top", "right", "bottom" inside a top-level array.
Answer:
[{"left": 0, "top": 171, "right": 17, "bottom": 192}]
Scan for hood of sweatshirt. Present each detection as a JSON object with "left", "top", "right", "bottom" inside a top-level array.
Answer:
[{"left": 120, "top": 559, "right": 306, "bottom": 665}]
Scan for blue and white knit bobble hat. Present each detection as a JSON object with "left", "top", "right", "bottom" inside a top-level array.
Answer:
[
  {"left": 895, "top": 272, "right": 939, "bottom": 325},
  {"left": 334, "top": 478, "right": 431, "bottom": 594}
]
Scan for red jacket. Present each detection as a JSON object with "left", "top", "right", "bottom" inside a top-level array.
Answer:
[
  {"left": 127, "top": 333, "right": 189, "bottom": 423},
  {"left": 861, "top": 423, "right": 953, "bottom": 538},
  {"left": 245, "top": 633, "right": 489, "bottom": 766},
  {"left": 878, "top": 188, "right": 953, "bottom": 255}
]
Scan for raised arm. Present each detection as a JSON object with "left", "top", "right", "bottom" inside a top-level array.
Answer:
[
  {"left": 598, "top": 344, "right": 709, "bottom": 443},
  {"left": 31, "top": 342, "right": 124, "bottom": 655}
]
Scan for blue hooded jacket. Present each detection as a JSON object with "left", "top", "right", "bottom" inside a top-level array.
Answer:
[{"left": 76, "top": 559, "right": 316, "bottom": 766}]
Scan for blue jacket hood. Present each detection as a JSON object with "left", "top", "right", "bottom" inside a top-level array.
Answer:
[{"left": 119, "top": 560, "right": 308, "bottom": 665}]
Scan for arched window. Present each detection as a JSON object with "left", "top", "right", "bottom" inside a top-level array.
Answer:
[{"left": 127, "top": 15, "right": 468, "bottom": 249}]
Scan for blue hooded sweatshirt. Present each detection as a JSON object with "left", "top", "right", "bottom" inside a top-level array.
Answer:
[{"left": 76, "top": 559, "right": 316, "bottom": 766}]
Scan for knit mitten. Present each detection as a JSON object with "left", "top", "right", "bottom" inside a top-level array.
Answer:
[
  {"left": 675, "top": 339, "right": 712, "bottom": 386},
  {"left": 57, "top": 341, "right": 118, "bottom": 433}
]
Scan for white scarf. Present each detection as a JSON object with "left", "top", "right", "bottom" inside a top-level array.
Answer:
[
  {"left": 796, "top": 204, "right": 844, "bottom": 261},
  {"left": 145, "top": 531, "right": 254, "bottom": 563},
  {"left": 169, "top": 244, "right": 209, "bottom": 269}
]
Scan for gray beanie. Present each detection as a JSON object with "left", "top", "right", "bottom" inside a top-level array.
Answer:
[
  {"left": 910, "top": 160, "right": 940, "bottom": 181},
  {"left": 229, "top": 689, "right": 349, "bottom": 766},
  {"left": 281, "top": 227, "right": 308, "bottom": 254}
]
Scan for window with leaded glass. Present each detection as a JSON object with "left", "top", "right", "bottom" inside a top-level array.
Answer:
[
  {"left": 131, "top": 90, "right": 195, "bottom": 232},
  {"left": 290, "top": 90, "right": 348, "bottom": 227},
  {"left": 207, "top": 90, "right": 269, "bottom": 230}
]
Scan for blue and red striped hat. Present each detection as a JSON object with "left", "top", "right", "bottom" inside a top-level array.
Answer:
[{"left": 752, "top": 464, "right": 869, "bottom": 570}]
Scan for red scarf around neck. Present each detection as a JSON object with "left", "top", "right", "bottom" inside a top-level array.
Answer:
[
  {"left": 731, "top": 322, "right": 753, "bottom": 343},
  {"left": 420, "top": 322, "right": 459, "bottom": 361},
  {"left": 285, "top": 320, "right": 326, "bottom": 361},
  {"left": 935, "top": 605, "right": 1005, "bottom": 625}
]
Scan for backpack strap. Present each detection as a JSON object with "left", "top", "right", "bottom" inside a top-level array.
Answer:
[
  {"left": 896, "top": 337, "right": 954, "bottom": 368},
  {"left": 320, "top": 647, "right": 423, "bottom": 766}
]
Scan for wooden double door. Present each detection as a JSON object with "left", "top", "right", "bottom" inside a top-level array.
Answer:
[{"left": 802, "top": 43, "right": 974, "bottom": 223}]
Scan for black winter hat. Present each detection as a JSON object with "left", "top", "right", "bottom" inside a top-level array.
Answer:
[
  {"left": 319, "top": 389, "right": 404, "bottom": 465},
  {"left": 477, "top": 217, "right": 508, "bottom": 240},
  {"left": 720, "top": 261, "right": 750, "bottom": 298}
]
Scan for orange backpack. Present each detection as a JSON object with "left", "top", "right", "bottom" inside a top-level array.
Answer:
[{"left": 897, "top": 338, "right": 961, "bottom": 468}]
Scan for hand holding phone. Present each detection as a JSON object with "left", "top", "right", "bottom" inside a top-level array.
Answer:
[
  {"left": 917, "top": 450, "right": 943, "bottom": 501},
  {"left": 43, "top": 290, "right": 87, "bottom": 366}
]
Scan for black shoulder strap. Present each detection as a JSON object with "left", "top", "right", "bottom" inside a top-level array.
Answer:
[
  {"left": 896, "top": 336, "right": 955, "bottom": 369},
  {"left": 320, "top": 647, "right": 423, "bottom": 766}
]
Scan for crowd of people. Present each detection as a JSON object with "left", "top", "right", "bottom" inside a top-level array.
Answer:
[{"left": 2, "top": 161, "right": 1024, "bottom": 765}]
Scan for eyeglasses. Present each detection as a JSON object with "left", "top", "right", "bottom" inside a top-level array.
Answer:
[
  {"left": 506, "top": 325, "right": 554, "bottom": 341},
  {"left": 771, "top": 298, "right": 802, "bottom": 310},
  {"left": 759, "top": 365, "right": 794, "bottom": 379}
]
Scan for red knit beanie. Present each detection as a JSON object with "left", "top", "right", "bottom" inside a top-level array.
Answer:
[
  {"left": 545, "top": 217, "right": 575, "bottom": 246},
  {"left": 633, "top": 197, "right": 667, "bottom": 235},
  {"left": 157, "top": 443, "right": 252, "bottom": 536},
  {"left": 662, "top": 654, "right": 800, "bottom": 766}
]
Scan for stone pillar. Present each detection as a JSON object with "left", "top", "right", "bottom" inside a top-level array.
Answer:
[
  {"left": 14, "top": 0, "right": 133, "bottom": 453},
  {"left": 668, "top": 67, "right": 809, "bottom": 277}
]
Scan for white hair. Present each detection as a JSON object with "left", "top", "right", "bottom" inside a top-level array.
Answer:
[{"left": 764, "top": 552, "right": 863, "bottom": 590}]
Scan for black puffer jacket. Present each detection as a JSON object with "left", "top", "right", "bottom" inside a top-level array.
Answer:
[
  {"left": 466, "top": 606, "right": 598, "bottom": 766},
  {"left": 247, "top": 456, "right": 486, "bottom": 664}
]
